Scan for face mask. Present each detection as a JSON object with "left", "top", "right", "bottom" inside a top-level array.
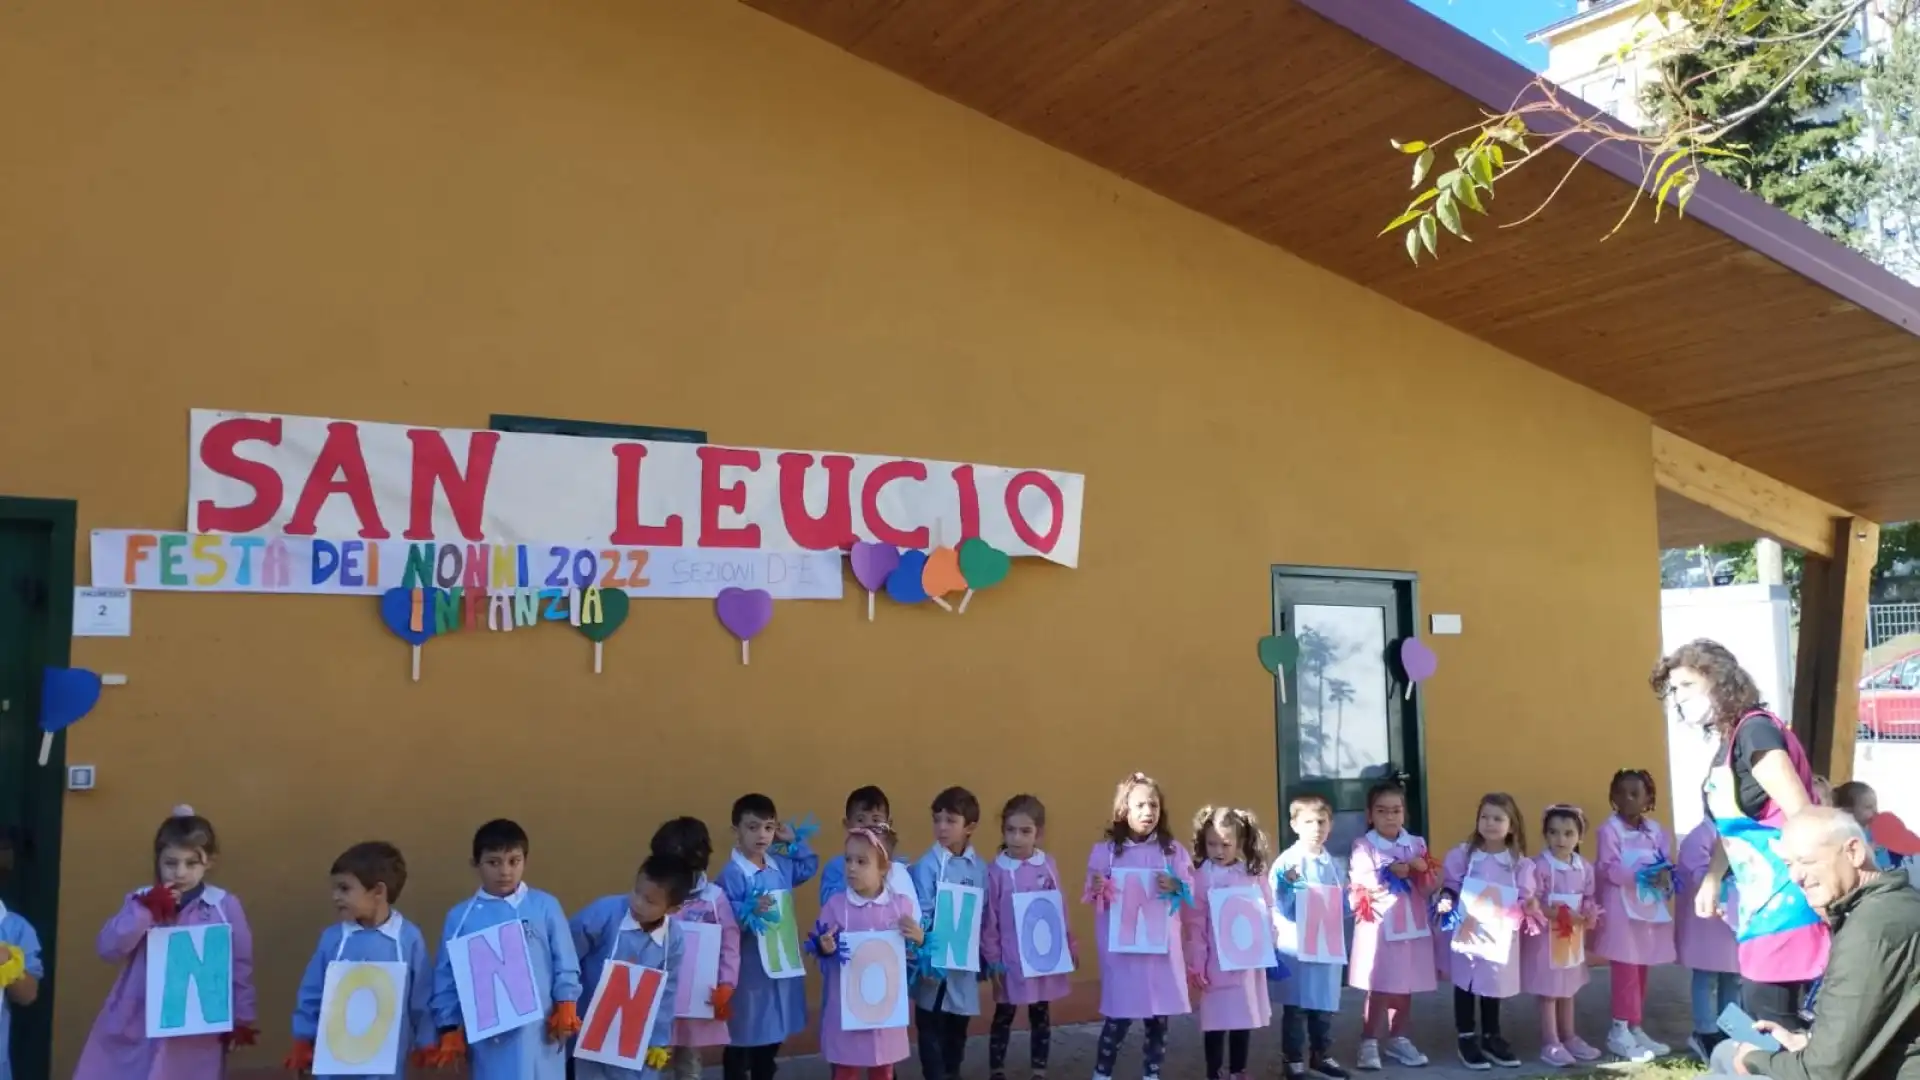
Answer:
[{"left": 1676, "top": 695, "right": 1714, "bottom": 726}]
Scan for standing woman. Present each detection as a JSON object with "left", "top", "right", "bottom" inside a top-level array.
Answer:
[{"left": 1649, "top": 639, "right": 1828, "bottom": 1032}]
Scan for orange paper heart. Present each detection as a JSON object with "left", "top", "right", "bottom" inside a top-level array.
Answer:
[{"left": 922, "top": 546, "right": 967, "bottom": 598}]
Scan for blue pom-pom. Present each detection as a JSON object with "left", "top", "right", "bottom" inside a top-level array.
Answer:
[
  {"left": 803, "top": 920, "right": 848, "bottom": 967},
  {"left": 912, "top": 916, "right": 946, "bottom": 981},
  {"left": 734, "top": 885, "right": 781, "bottom": 936},
  {"left": 1431, "top": 890, "right": 1463, "bottom": 933},
  {"left": 1268, "top": 955, "right": 1292, "bottom": 980},
  {"left": 1161, "top": 876, "right": 1195, "bottom": 915},
  {"left": 1635, "top": 858, "right": 1676, "bottom": 903},
  {"left": 1383, "top": 870, "right": 1413, "bottom": 896}
]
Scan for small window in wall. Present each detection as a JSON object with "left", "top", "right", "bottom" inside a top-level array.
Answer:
[{"left": 489, "top": 414, "right": 706, "bottom": 444}]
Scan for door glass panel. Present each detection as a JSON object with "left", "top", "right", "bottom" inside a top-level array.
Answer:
[{"left": 1294, "top": 603, "right": 1393, "bottom": 781}]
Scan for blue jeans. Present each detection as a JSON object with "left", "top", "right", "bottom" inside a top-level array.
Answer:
[{"left": 1691, "top": 969, "right": 1743, "bottom": 1034}]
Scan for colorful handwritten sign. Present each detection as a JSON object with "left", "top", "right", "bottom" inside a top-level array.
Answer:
[
  {"left": 1012, "top": 890, "right": 1074, "bottom": 978},
  {"left": 1547, "top": 892, "right": 1586, "bottom": 970},
  {"left": 91, "top": 530, "right": 842, "bottom": 600},
  {"left": 1379, "top": 887, "right": 1432, "bottom": 943},
  {"left": 1451, "top": 878, "right": 1519, "bottom": 962},
  {"left": 446, "top": 921, "right": 544, "bottom": 1042},
  {"left": 758, "top": 891, "right": 805, "bottom": 981},
  {"left": 1291, "top": 883, "right": 1347, "bottom": 964},
  {"left": 1207, "top": 886, "right": 1277, "bottom": 972},
  {"left": 145, "top": 924, "right": 234, "bottom": 1038},
  {"left": 575, "top": 961, "right": 667, "bottom": 1069},
  {"left": 839, "top": 930, "right": 909, "bottom": 1032},
  {"left": 931, "top": 883, "right": 984, "bottom": 972},
  {"left": 672, "top": 922, "right": 721, "bottom": 1021},
  {"left": 1107, "top": 869, "right": 1171, "bottom": 956},
  {"left": 314, "top": 960, "right": 408, "bottom": 1075},
  {"left": 187, "top": 409, "right": 1087, "bottom": 566}
]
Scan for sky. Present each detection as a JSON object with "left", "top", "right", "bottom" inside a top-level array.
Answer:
[{"left": 1410, "top": 0, "right": 1577, "bottom": 71}]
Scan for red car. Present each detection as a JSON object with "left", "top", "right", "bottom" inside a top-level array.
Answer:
[{"left": 1860, "top": 649, "right": 1920, "bottom": 739}]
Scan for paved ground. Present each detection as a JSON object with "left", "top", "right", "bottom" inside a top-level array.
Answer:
[{"left": 760, "top": 965, "right": 1696, "bottom": 1080}]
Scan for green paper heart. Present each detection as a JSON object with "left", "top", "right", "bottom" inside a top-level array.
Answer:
[
  {"left": 1257, "top": 634, "right": 1299, "bottom": 675},
  {"left": 579, "top": 588, "right": 631, "bottom": 643},
  {"left": 957, "top": 537, "right": 1011, "bottom": 590}
]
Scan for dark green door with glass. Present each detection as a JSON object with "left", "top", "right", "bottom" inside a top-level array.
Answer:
[{"left": 1271, "top": 567, "right": 1426, "bottom": 859}]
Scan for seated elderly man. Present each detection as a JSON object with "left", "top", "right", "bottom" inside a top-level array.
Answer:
[{"left": 1732, "top": 807, "right": 1920, "bottom": 1080}]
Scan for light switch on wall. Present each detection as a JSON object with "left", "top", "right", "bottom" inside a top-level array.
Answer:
[{"left": 1431, "top": 614, "right": 1463, "bottom": 635}]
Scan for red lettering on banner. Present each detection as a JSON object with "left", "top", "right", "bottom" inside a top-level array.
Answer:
[
  {"left": 194, "top": 417, "right": 286, "bottom": 533},
  {"left": 951, "top": 465, "right": 981, "bottom": 541},
  {"left": 405, "top": 429, "right": 500, "bottom": 541},
  {"left": 1004, "top": 471, "right": 1063, "bottom": 554},
  {"left": 697, "top": 446, "right": 763, "bottom": 549},
  {"left": 862, "top": 461, "right": 930, "bottom": 549},
  {"left": 285, "top": 423, "right": 390, "bottom": 539},
  {"left": 609, "top": 445, "right": 684, "bottom": 546},
  {"left": 776, "top": 452, "right": 855, "bottom": 550}
]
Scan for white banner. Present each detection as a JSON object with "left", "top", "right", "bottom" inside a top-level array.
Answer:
[
  {"left": 91, "top": 530, "right": 842, "bottom": 600},
  {"left": 188, "top": 410, "right": 1085, "bottom": 567}
]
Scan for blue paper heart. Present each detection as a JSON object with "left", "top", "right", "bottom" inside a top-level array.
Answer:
[
  {"left": 379, "top": 587, "right": 439, "bottom": 645},
  {"left": 40, "top": 667, "right": 103, "bottom": 734},
  {"left": 886, "top": 551, "right": 931, "bottom": 604}
]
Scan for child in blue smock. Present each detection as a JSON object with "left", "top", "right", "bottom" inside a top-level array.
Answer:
[
  {"left": 0, "top": 831, "right": 45, "bottom": 1080},
  {"left": 911, "top": 786, "right": 990, "bottom": 1080},
  {"left": 284, "top": 842, "right": 435, "bottom": 1077},
  {"left": 573, "top": 853, "right": 692, "bottom": 1080},
  {"left": 719, "top": 793, "right": 817, "bottom": 1080},
  {"left": 427, "top": 819, "right": 583, "bottom": 1080},
  {"left": 818, "top": 785, "right": 897, "bottom": 908},
  {"left": 1272, "top": 794, "right": 1352, "bottom": 1080}
]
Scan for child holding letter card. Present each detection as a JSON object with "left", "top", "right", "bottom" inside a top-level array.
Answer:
[
  {"left": 75, "top": 806, "right": 259, "bottom": 1080},
  {"left": 1347, "top": 782, "right": 1435, "bottom": 1072},
  {"left": 285, "top": 842, "right": 434, "bottom": 1077},
  {"left": 720, "top": 793, "right": 818, "bottom": 1080},
  {"left": 0, "top": 830, "right": 45, "bottom": 1080},
  {"left": 1187, "top": 807, "right": 1278, "bottom": 1080},
  {"left": 647, "top": 818, "right": 739, "bottom": 1080},
  {"left": 427, "top": 819, "right": 583, "bottom": 1079},
  {"left": 1084, "top": 773, "right": 1195, "bottom": 1080},
  {"left": 1272, "top": 794, "right": 1351, "bottom": 1080},
  {"left": 1520, "top": 806, "right": 1603, "bottom": 1066},
  {"left": 816, "top": 827, "right": 924, "bottom": 1079},
  {"left": 573, "top": 854, "right": 691, "bottom": 1078},
  {"left": 1438, "top": 793, "right": 1537, "bottom": 1070},
  {"left": 982, "top": 795, "right": 1076, "bottom": 1080},
  {"left": 1591, "top": 770, "right": 1675, "bottom": 1063},
  {"left": 910, "top": 786, "right": 989, "bottom": 1080}
]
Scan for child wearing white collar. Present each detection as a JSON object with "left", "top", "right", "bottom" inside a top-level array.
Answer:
[
  {"left": 284, "top": 841, "right": 435, "bottom": 1077},
  {"left": 1437, "top": 793, "right": 1538, "bottom": 1071},
  {"left": 1521, "top": 805, "right": 1602, "bottom": 1067},
  {"left": 982, "top": 794, "right": 1076, "bottom": 1080},
  {"left": 645, "top": 817, "right": 739, "bottom": 1080},
  {"left": 910, "top": 786, "right": 989, "bottom": 1080},
  {"left": 573, "top": 854, "right": 694, "bottom": 1079},
  {"left": 0, "top": 830, "right": 43, "bottom": 1080},
  {"left": 815, "top": 827, "right": 924, "bottom": 1079}
]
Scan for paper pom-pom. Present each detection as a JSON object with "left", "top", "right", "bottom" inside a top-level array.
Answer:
[
  {"left": 771, "top": 813, "right": 819, "bottom": 857},
  {"left": 646, "top": 1047, "right": 671, "bottom": 1069},
  {"left": 1268, "top": 955, "right": 1292, "bottom": 980},
  {"left": 1160, "top": 876, "right": 1195, "bottom": 916},
  {"left": 913, "top": 918, "right": 945, "bottom": 981},
  {"left": 978, "top": 961, "right": 1004, "bottom": 982},
  {"left": 1521, "top": 908, "right": 1545, "bottom": 937},
  {"left": 1081, "top": 874, "right": 1117, "bottom": 907},
  {"left": 1431, "top": 891, "right": 1463, "bottom": 933},
  {"left": 1412, "top": 865, "right": 1440, "bottom": 893},
  {"left": 1552, "top": 904, "right": 1579, "bottom": 940},
  {"left": 1635, "top": 858, "right": 1675, "bottom": 903},
  {"left": 1382, "top": 870, "right": 1413, "bottom": 896},
  {"left": 803, "top": 920, "right": 848, "bottom": 967},
  {"left": 172, "top": 804, "right": 196, "bottom": 818},
  {"left": 734, "top": 886, "right": 780, "bottom": 936},
  {"left": 1351, "top": 888, "right": 1377, "bottom": 923},
  {"left": 0, "top": 945, "right": 24, "bottom": 990}
]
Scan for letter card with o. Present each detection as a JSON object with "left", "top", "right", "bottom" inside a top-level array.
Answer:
[
  {"left": 838, "top": 931, "right": 909, "bottom": 1032},
  {"left": 314, "top": 961, "right": 409, "bottom": 1075},
  {"left": 1207, "top": 886, "right": 1278, "bottom": 972},
  {"left": 1011, "top": 890, "right": 1075, "bottom": 978}
]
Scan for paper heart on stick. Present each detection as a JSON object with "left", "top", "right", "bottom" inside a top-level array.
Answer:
[
  {"left": 578, "top": 588, "right": 631, "bottom": 674},
  {"left": 1256, "top": 635, "right": 1300, "bottom": 704},
  {"left": 956, "top": 538, "right": 1010, "bottom": 614},
  {"left": 849, "top": 542, "right": 900, "bottom": 622},
  {"left": 39, "top": 666, "right": 103, "bottom": 766},
  {"left": 716, "top": 587, "right": 774, "bottom": 665},
  {"left": 1399, "top": 637, "right": 1439, "bottom": 700},
  {"left": 379, "top": 587, "right": 440, "bottom": 682},
  {"left": 921, "top": 546, "right": 966, "bottom": 612},
  {"left": 886, "top": 551, "right": 931, "bottom": 605}
]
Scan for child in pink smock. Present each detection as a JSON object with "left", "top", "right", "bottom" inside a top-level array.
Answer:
[
  {"left": 1674, "top": 819, "right": 1739, "bottom": 1063},
  {"left": 1591, "top": 769, "right": 1676, "bottom": 1063},
  {"left": 1436, "top": 793, "right": 1538, "bottom": 1071},
  {"left": 74, "top": 806, "right": 258, "bottom": 1080},
  {"left": 1083, "top": 772, "right": 1196, "bottom": 1080},
  {"left": 1521, "top": 804, "right": 1603, "bottom": 1067},
  {"left": 653, "top": 817, "right": 740, "bottom": 1080},
  {"left": 1348, "top": 781, "right": 1436, "bottom": 1072},
  {"left": 982, "top": 794, "right": 1075, "bottom": 1080},
  {"left": 1186, "top": 807, "right": 1278, "bottom": 1080},
  {"left": 815, "top": 828, "right": 925, "bottom": 1080}
]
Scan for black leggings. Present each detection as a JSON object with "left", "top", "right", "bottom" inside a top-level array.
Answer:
[
  {"left": 1204, "top": 1029, "right": 1251, "bottom": 1078},
  {"left": 1742, "top": 978, "right": 1811, "bottom": 1033},
  {"left": 1453, "top": 988, "right": 1503, "bottom": 1036},
  {"left": 723, "top": 1043, "right": 780, "bottom": 1080},
  {"left": 989, "top": 1002, "right": 1052, "bottom": 1073},
  {"left": 1096, "top": 1016, "right": 1169, "bottom": 1078},
  {"left": 915, "top": 1006, "right": 971, "bottom": 1080}
]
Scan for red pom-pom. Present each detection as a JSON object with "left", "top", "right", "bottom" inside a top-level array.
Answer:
[
  {"left": 139, "top": 885, "right": 179, "bottom": 922},
  {"left": 1352, "top": 888, "right": 1377, "bottom": 924}
]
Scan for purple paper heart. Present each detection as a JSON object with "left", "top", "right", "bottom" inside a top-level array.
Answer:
[
  {"left": 1401, "top": 638, "right": 1438, "bottom": 683},
  {"left": 716, "top": 587, "right": 774, "bottom": 642},
  {"left": 849, "top": 542, "right": 901, "bottom": 592}
]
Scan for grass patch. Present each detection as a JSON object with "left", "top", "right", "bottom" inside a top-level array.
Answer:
[{"left": 1560, "top": 1056, "right": 1701, "bottom": 1080}]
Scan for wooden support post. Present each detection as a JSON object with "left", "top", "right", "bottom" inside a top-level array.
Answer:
[{"left": 1791, "top": 517, "right": 1879, "bottom": 783}]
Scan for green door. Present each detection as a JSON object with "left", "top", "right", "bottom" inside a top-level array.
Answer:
[
  {"left": 0, "top": 498, "right": 75, "bottom": 1080},
  {"left": 1271, "top": 567, "right": 1427, "bottom": 860}
]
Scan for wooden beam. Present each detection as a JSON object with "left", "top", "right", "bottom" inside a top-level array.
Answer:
[
  {"left": 1791, "top": 516, "right": 1880, "bottom": 782},
  {"left": 1652, "top": 427, "right": 1848, "bottom": 557}
]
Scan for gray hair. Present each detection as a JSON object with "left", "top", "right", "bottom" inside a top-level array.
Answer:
[{"left": 1787, "top": 806, "right": 1871, "bottom": 851}]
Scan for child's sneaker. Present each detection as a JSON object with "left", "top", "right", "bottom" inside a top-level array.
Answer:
[
  {"left": 1356, "top": 1039, "right": 1383, "bottom": 1071},
  {"left": 1456, "top": 1036, "right": 1491, "bottom": 1071},
  {"left": 1287, "top": 1062, "right": 1307, "bottom": 1080},
  {"left": 1540, "top": 1044, "right": 1576, "bottom": 1068},
  {"left": 1481, "top": 1035, "right": 1520, "bottom": 1068},
  {"left": 1311, "top": 1056, "right": 1351, "bottom": 1080},
  {"left": 1565, "top": 1037, "right": 1602, "bottom": 1062},
  {"left": 1688, "top": 1032, "right": 1720, "bottom": 1063},
  {"left": 1607, "top": 1024, "right": 1654, "bottom": 1063},
  {"left": 1385, "top": 1037, "right": 1429, "bottom": 1067},
  {"left": 1632, "top": 1027, "right": 1670, "bottom": 1055}
]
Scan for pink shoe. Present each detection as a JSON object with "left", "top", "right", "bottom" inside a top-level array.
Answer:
[
  {"left": 1564, "top": 1038, "right": 1602, "bottom": 1062},
  {"left": 1540, "top": 1044, "right": 1575, "bottom": 1068}
]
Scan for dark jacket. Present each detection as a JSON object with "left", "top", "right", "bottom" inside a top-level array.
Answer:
[{"left": 1751, "top": 870, "right": 1920, "bottom": 1080}]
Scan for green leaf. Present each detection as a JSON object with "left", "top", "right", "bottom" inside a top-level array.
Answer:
[
  {"left": 1382, "top": 207, "right": 1426, "bottom": 234},
  {"left": 1451, "top": 171, "right": 1484, "bottom": 213},
  {"left": 1675, "top": 179, "right": 1698, "bottom": 217},
  {"left": 1412, "top": 148, "right": 1436, "bottom": 188},
  {"left": 1468, "top": 147, "right": 1496, "bottom": 187},
  {"left": 1391, "top": 139, "right": 1428, "bottom": 154},
  {"left": 1435, "top": 192, "right": 1465, "bottom": 237},
  {"left": 1406, "top": 225, "right": 1422, "bottom": 264},
  {"left": 1654, "top": 167, "right": 1688, "bottom": 221},
  {"left": 1418, "top": 214, "right": 1438, "bottom": 256}
]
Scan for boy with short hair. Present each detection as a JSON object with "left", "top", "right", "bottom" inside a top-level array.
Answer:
[
  {"left": 285, "top": 841, "right": 436, "bottom": 1077},
  {"left": 0, "top": 830, "right": 45, "bottom": 1080},
  {"left": 720, "top": 794, "right": 818, "bottom": 1080},
  {"left": 1272, "top": 794, "right": 1350, "bottom": 1080},
  {"left": 573, "top": 853, "right": 695, "bottom": 1079},
  {"left": 911, "top": 786, "right": 989, "bottom": 1080},
  {"left": 818, "top": 786, "right": 903, "bottom": 907},
  {"left": 428, "top": 819, "right": 583, "bottom": 1079},
  {"left": 1833, "top": 781, "right": 1920, "bottom": 868}
]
